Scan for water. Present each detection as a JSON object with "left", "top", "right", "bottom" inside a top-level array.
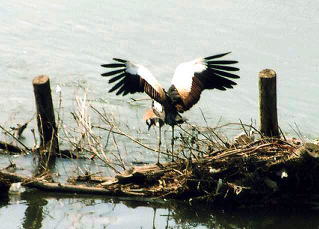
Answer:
[
  {"left": 1, "top": 0, "right": 319, "bottom": 228},
  {"left": 1, "top": 0, "right": 319, "bottom": 137},
  {"left": 1, "top": 190, "right": 319, "bottom": 229}
]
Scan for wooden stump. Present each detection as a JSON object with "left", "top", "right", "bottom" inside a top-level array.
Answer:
[
  {"left": 259, "top": 69, "right": 279, "bottom": 137},
  {"left": 32, "top": 75, "right": 59, "bottom": 155}
]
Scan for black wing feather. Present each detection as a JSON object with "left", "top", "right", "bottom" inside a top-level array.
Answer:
[
  {"left": 203, "top": 74, "right": 236, "bottom": 90},
  {"left": 109, "top": 78, "right": 126, "bottom": 93},
  {"left": 113, "top": 58, "right": 127, "bottom": 63},
  {"left": 116, "top": 85, "right": 127, "bottom": 96},
  {"left": 208, "top": 65, "right": 239, "bottom": 72},
  {"left": 207, "top": 60, "right": 238, "bottom": 65},
  {"left": 101, "top": 63, "right": 125, "bottom": 68},
  {"left": 108, "top": 73, "right": 126, "bottom": 83},
  {"left": 204, "top": 52, "right": 231, "bottom": 60},
  {"left": 208, "top": 68, "right": 240, "bottom": 79},
  {"left": 101, "top": 69, "right": 124, "bottom": 77}
]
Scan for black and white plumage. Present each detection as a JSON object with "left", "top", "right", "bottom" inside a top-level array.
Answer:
[{"left": 101, "top": 52, "right": 240, "bottom": 164}]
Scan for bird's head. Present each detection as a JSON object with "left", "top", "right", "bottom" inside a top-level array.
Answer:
[{"left": 144, "top": 108, "right": 159, "bottom": 130}]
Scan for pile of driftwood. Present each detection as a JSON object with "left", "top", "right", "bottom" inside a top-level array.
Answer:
[{"left": 1, "top": 137, "right": 319, "bottom": 208}]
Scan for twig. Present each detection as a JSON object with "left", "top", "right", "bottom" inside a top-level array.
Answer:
[
  {"left": 289, "top": 122, "right": 305, "bottom": 143},
  {"left": 278, "top": 126, "right": 287, "bottom": 141},
  {"left": 91, "top": 107, "right": 157, "bottom": 152},
  {"left": 93, "top": 125, "right": 177, "bottom": 158},
  {"left": 0, "top": 125, "right": 31, "bottom": 151},
  {"left": 111, "top": 132, "right": 126, "bottom": 170},
  {"left": 239, "top": 119, "right": 249, "bottom": 136},
  {"left": 129, "top": 97, "right": 151, "bottom": 102}
]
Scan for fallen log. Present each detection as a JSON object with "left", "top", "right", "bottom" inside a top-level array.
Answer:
[{"left": 0, "top": 170, "right": 112, "bottom": 195}]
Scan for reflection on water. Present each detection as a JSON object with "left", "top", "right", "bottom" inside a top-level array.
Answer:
[
  {"left": 22, "top": 192, "right": 47, "bottom": 229},
  {"left": 1, "top": 190, "right": 319, "bottom": 229}
]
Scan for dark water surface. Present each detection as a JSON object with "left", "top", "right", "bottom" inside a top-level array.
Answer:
[
  {"left": 1, "top": 190, "right": 319, "bottom": 229},
  {"left": 1, "top": 0, "right": 319, "bottom": 228}
]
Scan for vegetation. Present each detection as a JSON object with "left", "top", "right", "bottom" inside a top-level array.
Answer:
[{"left": 1, "top": 88, "right": 319, "bottom": 209}]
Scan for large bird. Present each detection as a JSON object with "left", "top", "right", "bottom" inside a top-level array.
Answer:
[{"left": 101, "top": 52, "right": 240, "bottom": 164}]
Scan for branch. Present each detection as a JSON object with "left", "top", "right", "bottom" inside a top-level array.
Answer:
[
  {"left": 0, "top": 125, "right": 31, "bottom": 152},
  {"left": 0, "top": 170, "right": 112, "bottom": 195}
]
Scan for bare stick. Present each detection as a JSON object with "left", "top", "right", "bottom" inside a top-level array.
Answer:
[{"left": 259, "top": 69, "right": 279, "bottom": 137}]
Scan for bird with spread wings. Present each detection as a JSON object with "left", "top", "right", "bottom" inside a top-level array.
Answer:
[{"left": 101, "top": 52, "right": 240, "bottom": 164}]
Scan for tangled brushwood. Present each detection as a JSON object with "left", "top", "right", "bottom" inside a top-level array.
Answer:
[
  {"left": 86, "top": 138, "right": 318, "bottom": 208},
  {"left": 1, "top": 92, "right": 319, "bottom": 208}
]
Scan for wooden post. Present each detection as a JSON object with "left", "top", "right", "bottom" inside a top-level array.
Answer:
[
  {"left": 259, "top": 69, "right": 279, "bottom": 137},
  {"left": 32, "top": 75, "right": 59, "bottom": 155}
]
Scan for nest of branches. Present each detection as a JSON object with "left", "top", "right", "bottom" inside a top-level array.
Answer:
[
  {"left": 1, "top": 90, "right": 319, "bottom": 208},
  {"left": 70, "top": 136, "right": 317, "bottom": 208}
]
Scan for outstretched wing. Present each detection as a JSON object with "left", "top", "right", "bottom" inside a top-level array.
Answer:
[
  {"left": 101, "top": 58, "right": 167, "bottom": 104},
  {"left": 169, "top": 52, "right": 240, "bottom": 112}
]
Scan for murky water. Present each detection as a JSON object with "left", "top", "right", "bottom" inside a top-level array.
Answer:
[
  {"left": 1, "top": 189, "right": 319, "bottom": 229},
  {"left": 1, "top": 0, "right": 319, "bottom": 228}
]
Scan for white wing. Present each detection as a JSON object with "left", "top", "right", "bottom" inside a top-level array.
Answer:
[
  {"left": 101, "top": 58, "right": 167, "bottom": 103},
  {"left": 169, "top": 52, "right": 240, "bottom": 112}
]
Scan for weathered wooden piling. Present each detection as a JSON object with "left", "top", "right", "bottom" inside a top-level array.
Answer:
[
  {"left": 259, "top": 69, "right": 279, "bottom": 137},
  {"left": 32, "top": 75, "right": 59, "bottom": 155}
]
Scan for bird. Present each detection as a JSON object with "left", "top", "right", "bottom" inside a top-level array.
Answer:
[
  {"left": 101, "top": 52, "right": 240, "bottom": 164},
  {"left": 143, "top": 101, "right": 165, "bottom": 163},
  {"left": 142, "top": 99, "right": 185, "bottom": 164}
]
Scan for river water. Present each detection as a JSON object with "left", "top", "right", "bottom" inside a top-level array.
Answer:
[{"left": 1, "top": 0, "right": 319, "bottom": 228}]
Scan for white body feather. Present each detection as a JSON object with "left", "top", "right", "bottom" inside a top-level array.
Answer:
[
  {"left": 153, "top": 100, "right": 163, "bottom": 113},
  {"left": 171, "top": 58, "right": 207, "bottom": 92}
]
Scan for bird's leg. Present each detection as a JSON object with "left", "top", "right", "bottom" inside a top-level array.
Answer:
[
  {"left": 157, "top": 125, "right": 162, "bottom": 165},
  {"left": 152, "top": 208, "right": 157, "bottom": 229},
  {"left": 171, "top": 125, "right": 175, "bottom": 162}
]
